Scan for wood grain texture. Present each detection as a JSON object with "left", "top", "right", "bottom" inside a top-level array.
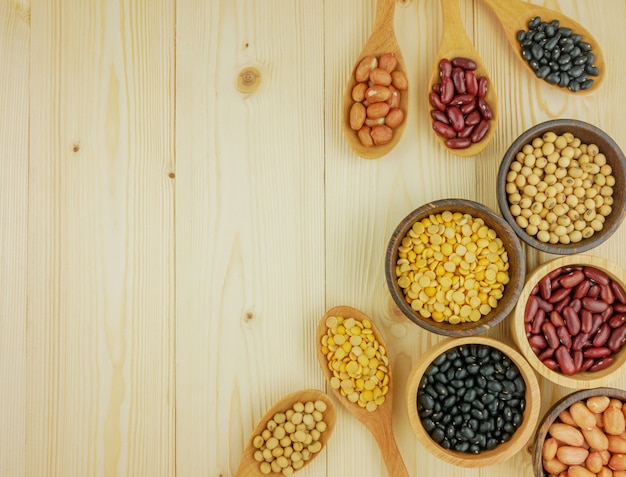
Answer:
[{"left": 0, "top": 1, "right": 29, "bottom": 476}]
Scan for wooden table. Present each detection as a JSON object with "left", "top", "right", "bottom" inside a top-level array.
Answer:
[{"left": 2, "top": 0, "right": 626, "bottom": 475}]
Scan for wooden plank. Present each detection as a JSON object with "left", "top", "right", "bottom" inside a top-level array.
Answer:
[
  {"left": 174, "top": 1, "right": 326, "bottom": 475},
  {"left": 0, "top": 1, "right": 29, "bottom": 475},
  {"left": 27, "top": 0, "right": 175, "bottom": 475}
]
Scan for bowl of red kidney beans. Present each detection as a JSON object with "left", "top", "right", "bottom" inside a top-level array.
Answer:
[{"left": 512, "top": 254, "right": 626, "bottom": 389}]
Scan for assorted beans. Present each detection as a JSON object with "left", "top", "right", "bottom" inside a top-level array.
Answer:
[
  {"left": 320, "top": 315, "right": 390, "bottom": 412},
  {"left": 395, "top": 211, "right": 510, "bottom": 324},
  {"left": 542, "top": 395, "right": 626, "bottom": 476},
  {"left": 430, "top": 57, "right": 493, "bottom": 149},
  {"left": 252, "top": 400, "right": 329, "bottom": 475},
  {"left": 418, "top": 344, "right": 526, "bottom": 454},
  {"left": 517, "top": 17, "right": 599, "bottom": 92},
  {"left": 525, "top": 265, "right": 626, "bottom": 376},
  {"left": 505, "top": 131, "right": 615, "bottom": 245},
  {"left": 349, "top": 53, "right": 408, "bottom": 147}
]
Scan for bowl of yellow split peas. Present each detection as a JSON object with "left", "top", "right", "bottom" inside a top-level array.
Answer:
[
  {"left": 384, "top": 198, "right": 525, "bottom": 337},
  {"left": 497, "top": 119, "right": 626, "bottom": 255}
]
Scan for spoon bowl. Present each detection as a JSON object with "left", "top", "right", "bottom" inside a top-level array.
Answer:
[
  {"left": 342, "top": 0, "right": 409, "bottom": 159},
  {"left": 481, "top": 0, "right": 605, "bottom": 94},
  {"left": 428, "top": 0, "right": 498, "bottom": 156},
  {"left": 316, "top": 305, "right": 409, "bottom": 476},
  {"left": 234, "top": 389, "right": 336, "bottom": 476}
]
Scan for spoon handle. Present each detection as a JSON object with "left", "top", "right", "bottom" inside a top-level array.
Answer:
[
  {"left": 372, "top": 0, "right": 397, "bottom": 37},
  {"left": 439, "top": 0, "right": 473, "bottom": 53},
  {"left": 371, "top": 417, "right": 410, "bottom": 477}
]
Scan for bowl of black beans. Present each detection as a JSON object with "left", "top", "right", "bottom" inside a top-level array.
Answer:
[{"left": 406, "top": 336, "right": 541, "bottom": 467}]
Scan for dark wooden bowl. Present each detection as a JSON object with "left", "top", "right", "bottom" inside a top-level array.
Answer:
[
  {"left": 532, "top": 387, "right": 626, "bottom": 477},
  {"left": 384, "top": 198, "right": 525, "bottom": 337},
  {"left": 496, "top": 119, "right": 626, "bottom": 255}
]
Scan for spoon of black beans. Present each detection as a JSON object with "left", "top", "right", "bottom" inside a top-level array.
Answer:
[{"left": 481, "top": 0, "right": 605, "bottom": 93}]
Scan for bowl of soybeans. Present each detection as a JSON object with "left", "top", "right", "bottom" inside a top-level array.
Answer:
[
  {"left": 512, "top": 254, "right": 626, "bottom": 389},
  {"left": 384, "top": 198, "right": 525, "bottom": 337},
  {"left": 497, "top": 119, "right": 626, "bottom": 254},
  {"left": 533, "top": 387, "right": 626, "bottom": 477}
]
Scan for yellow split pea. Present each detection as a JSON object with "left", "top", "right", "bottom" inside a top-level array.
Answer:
[
  {"left": 395, "top": 211, "right": 509, "bottom": 324},
  {"left": 321, "top": 315, "right": 390, "bottom": 412}
]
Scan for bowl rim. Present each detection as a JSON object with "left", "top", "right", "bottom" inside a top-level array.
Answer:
[
  {"left": 512, "top": 254, "right": 626, "bottom": 388},
  {"left": 384, "top": 198, "right": 526, "bottom": 337},
  {"left": 532, "top": 387, "right": 626, "bottom": 477},
  {"left": 496, "top": 118, "right": 626, "bottom": 255},
  {"left": 405, "top": 335, "right": 541, "bottom": 467}
]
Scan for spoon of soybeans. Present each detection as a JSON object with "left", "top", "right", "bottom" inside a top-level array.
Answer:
[
  {"left": 316, "top": 305, "right": 409, "bottom": 477},
  {"left": 428, "top": 0, "right": 498, "bottom": 156},
  {"left": 234, "top": 389, "right": 336, "bottom": 476},
  {"left": 342, "top": 0, "right": 409, "bottom": 159},
  {"left": 480, "top": 0, "right": 605, "bottom": 93}
]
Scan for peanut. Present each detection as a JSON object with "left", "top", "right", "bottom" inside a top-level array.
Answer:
[
  {"left": 557, "top": 446, "right": 589, "bottom": 465},
  {"left": 598, "top": 466, "right": 614, "bottom": 477},
  {"left": 583, "top": 426, "right": 610, "bottom": 451},
  {"left": 609, "top": 435, "right": 626, "bottom": 453},
  {"left": 391, "top": 70, "right": 408, "bottom": 90},
  {"left": 605, "top": 407, "right": 626, "bottom": 435},
  {"left": 351, "top": 82, "right": 368, "bottom": 102},
  {"left": 560, "top": 409, "right": 579, "bottom": 427},
  {"left": 589, "top": 396, "right": 612, "bottom": 414},
  {"left": 550, "top": 423, "right": 585, "bottom": 446},
  {"left": 368, "top": 68, "right": 392, "bottom": 86},
  {"left": 357, "top": 126, "right": 374, "bottom": 147},
  {"left": 349, "top": 103, "right": 366, "bottom": 130},
  {"left": 611, "top": 454, "right": 626, "bottom": 471},
  {"left": 355, "top": 56, "right": 377, "bottom": 83},
  {"left": 370, "top": 125, "right": 393, "bottom": 146},
  {"left": 366, "top": 102, "right": 390, "bottom": 120},
  {"left": 572, "top": 402, "right": 598, "bottom": 430},
  {"left": 385, "top": 108, "right": 405, "bottom": 129},
  {"left": 543, "top": 437, "right": 559, "bottom": 460},
  {"left": 378, "top": 53, "right": 398, "bottom": 73},
  {"left": 544, "top": 457, "right": 569, "bottom": 474},
  {"left": 365, "top": 85, "right": 391, "bottom": 103},
  {"left": 568, "top": 465, "right": 598, "bottom": 477},
  {"left": 587, "top": 451, "right": 604, "bottom": 473}
]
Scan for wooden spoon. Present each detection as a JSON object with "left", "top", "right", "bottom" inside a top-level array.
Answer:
[
  {"left": 342, "top": 0, "right": 409, "bottom": 160},
  {"left": 428, "top": 0, "right": 498, "bottom": 157},
  {"left": 234, "top": 389, "right": 336, "bottom": 476},
  {"left": 316, "top": 305, "right": 409, "bottom": 477},
  {"left": 480, "top": 0, "right": 605, "bottom": 94}
]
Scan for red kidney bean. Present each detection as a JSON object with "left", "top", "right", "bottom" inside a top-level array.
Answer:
[
  {"left": 548, "top": 287, "right": 570, "bottom": 304},
  {"left": 460, "top": 99, "right": 476, "bottom": 114},
  {"left": 557, "top": 326, "right": 572, "bottom": 348},
  {"left": 531, "top": 345, "right": 543, "bottom": 356},
  {"left": 439, "top": 58, "right": 452, "bottom": 77},
  {"left": 543, "top": 359, "right": 559, "bottom": 371},
  {"left": 554, "top": 296, "right": 570, "bottom": 314},
  {"left": 588, "top": 285, "right": 601, "bottom": 299},
  {"left": 608, "top": 314, "right": 626, "bottom": 328},
  {"left": 431, "top": 109, "right": 449, "bottom": 124},
  {"left": 446, "top": 106, "right": 465, "bottom": 131},
  {"left": 525, "top": 323, "right": 533, "bottom": 336},
  {"left": 477, "top": 97, "right": 493, "bottom": 120},
  {"left": 539, "top": 275, "right": 551, "bottom": 300},
  {"left": 555, "top": 346, "right": 576, "bottom": 375},
  {"left": 441, "top": 76, "right": 454, "bottom": 104},
  {"left": 590, "top": 314, "right": 604, "bottom": 336},
  {"left": 573, "top": 279, "right": 591, "bottom": 299},
  {"left": 465, "top": 70, "right": 478, "bottom": 96},
  {"left": 572, "top": 332, "right": 590, "bottom": 351},
  {"left": 563, "top": 307, "right": 581, "bottom": 336},
  {"left": 458, "top": 124, "right": 475, "bottom": 138},
  {"left": 608, "top": 323, "right": 626, "bottom": 352},
  {"left": 573, "top": 349, "right": 583, "bottom": 372},
  {"left": 615, "top": 304, "right": 626, "bottom": 313},
  {"left": 525, "top": 295, "right": 539, "bottom": 323},
  {"left": 584, "top": 266, "right": 610, "bottom": 286},
  {"left": 600, "top": 305, "right": 613, "bottom": 323},
  {"left": 550, "top": 310, "right": 565, "bottom": 328},
  {"left": 445, "top": 137, "right": 471, "bottom": 149},
  {"left": 570, "top": 299, "right": 582, "bottom": 313},
  {"left": 531, "top": 309, "right": 546, "bottom": 334},
  {"left": 539, "top": 347, "right": 556, "bottom": 360},
  {"left": 432, "top": 83, "right": 441, "bottom": 94},
  {"left": 549, "top": 267, "right": 564, "bottom": 280},
  {"left": 478, "top": 76, "right": 488, "bottom": 97},
  {"left": 465, "top": 110, "right": 481, "bottom": 126},
  {"left": 531, "top": 284, "right": 539, "bottom": 295},
  {"left": 429, "top": 92, "right": 446, "bottom": 111},
  {"left": 449, "top": 94, "right": 475, "bottom": 106},
  {"left": 451, "top": 57, "right": 477, "bottom": 70},
  {"left": 536, "top": 296, "right": 554, "bottom": 312},
  {"left": 611, "top": 281, "right": 626, "bottom": 304},
  {"left": 593, "top": 324, "right": 611, "bottom": 347},
  {"left": 432, "top": 121, "right": 457, "bottom": 138},
  {"left": 560, "top": 270, "right": 585, "bottom": 288},
  {"left": 529, "top": 334, "right": 548, "bottom": 349},
  {"left": 600, "top": 284, "right": 615, "bottom": 304},
  {"left": 542, "top": 321, "right": 560, "bottom": 349},
  {"left": 589, "top": 357, "right": 614, "bottom": 372},
  {"left": 470, "top": 119, "right": 490, "bottom": 143},
  {"left": 583, "top": 347, "right": 612, "bottom": 358},
  {"left": 581, "top": 358, "right": 595, "bottom": 372},
  {"left": 581, "top": 309, "right": 593, "bottom": 333},
  {"left": 582, "top": 297, "right": 609, "bottom": 313},
  {"left": 451, "top": 67, "right": 466, "bottom": 94}
]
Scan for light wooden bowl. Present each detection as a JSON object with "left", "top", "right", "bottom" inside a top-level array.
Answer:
[
  {"left": 406, "top": 336, "right": 541, "bottom": 467},
  {"left": 496, "top": 119, "right": 626, "bottom": 255},
  {"left": 512, "top": 255, "right": 626, "bottom": 389},
  {"left": 532, "top": 387, "right": 626, "bottom": 477},
  {"left": 384, "top": 198, "right": 525, "bottom": 337}
]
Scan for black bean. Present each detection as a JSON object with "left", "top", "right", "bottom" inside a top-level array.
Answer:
[
  {"left": 558, "top": 53, "right": 572, "bottom": 65},
  {"left": 460, "top": 427, "right": 475, "bottom": 440},
  {"left": 487, "top": 381, "right": 503, "bottom": 393},
  {"left": 586, "top": 65, "right": 599, "bottom": 76},
  {"left": 513, "top": 376, "right": 526, "bottom": 393},
  {"left": 439, "top": 360, "right": 451, "bottom": 373},
  {"left": 528, "top": 16, "right": 541, "bottom": 29},
  {"left": 480, "top": 363, "right": 495, "bottom": 377},
  {"left": 487, "top": 399, "right": 499, "bottom": 413},
  {"left": 477, "top": 346, "right": 489, "bottom": 358},
  {"left": 441, "top": 414, "right": 452, "bottom": 425},
  {"left": 433, "top": 353, "right": 447, "bottom": 366},
  {"left": 579, "top": 41, "right": 592, "bottom": 51},
  {"left": 559, "top": 72, "right": 570, "bottom": 87},
  {"left": 571, "top": 33, "right": 583, "bottom": 43},
  {"left": 468, "top": 363, "right": 480, "bottom": 375},
  {"left": 463, "top": 389, "right": 477, "bottom": 403},
  {"left": 481, "top": 392, "right": 496, "bottom": 405},
  {"left": 513, "top": 411, "right": 523, "bottom": 426},
  {"left": 419, "top": 393, "right": 435, "bottom": 409},
  {"left": 570, "top": 46, "right": 582, "bottom": 58},
  {"left": 502, "top": 406, "right": 513, "bottom": 422},
  {"left": 558, "top": 26, "right": 572, "bottom": 37},
  {"left": 432, "top": 427, "right": 445, "bottom": 444},
  {"left": 450, "top": 378, "right": 464, "bottom": 389},
  {"left": 469, "top": 444, "right": 481, "bottom": 454},
  {"left": 475, "top": 375, "right": 487, "bottom": 389},
  {"left": 569, "top": 80, "right": 581, "bottom": 92},
  {"left": 581, "top": 79, "right": 594, "bottom": 90},
  {"left": 473, "top": 400, "right": 485, "bottom": 411},
  {"left": 486, "top": 438, "right": 499, "bottom": 450},
  {"left": 440, "top": 438, "right": 451, "bottom": 449},
  {"left": 569, "top": 65, "right": 584, "bottom": 78},
  {"left": 464, "top": 377, "right": 475, "bottom": 389},
  {"left": 517, "top": 30, "right": 526, "bottom": 42},
  {"left": 423, "top": 418, "right": 436, "bottom": 432},
  {"left": 443, "top": 395, "right": 457, "bottom": 408},
  {"left": 534, "top": 31, "right": 546, "bottom": 42},
  {"left": 531, "top": 43, "right": 544, "bottom": 60},
  {"left": 546, "top": 72, "right": 560, "bottom": 84},
  {"left": 586, "top": 53, "right": 596, "bottom": 64},
  {"left": 471, "top": 408, "right": 484, "bottom": 420},
  {"left": 445, "top": 367, "right": 455, "bottom": 381},
  {"left": 460, "top": 402, "right": 471, "bottom": 414},
  {"left": 454, "top": 368, "right": 467, "bottom": 380},
  {"left": 479, "top": 420, "right": 494, "bottom": 433}
]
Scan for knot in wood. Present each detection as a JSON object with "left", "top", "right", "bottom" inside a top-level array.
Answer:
[{"left": 237, "top": 67, "right": 261, "bottom": 94}]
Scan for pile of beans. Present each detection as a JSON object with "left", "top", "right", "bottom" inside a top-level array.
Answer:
[
  {"left": 429, "top": 57, "right": 493, "bottom": 149},
  {"left": 320, "top": 315, "right": 390, "bottom": 412},
  {"left": 417, "top": 344, "right": 526, "bottom": 454},
  {"left": 349, "top": 53, "right": 408, "bottom": 147},
  {"left": 505, "top": 131, "right": 615, "bottom": 245},
  {"left": 542, "top": 395, "right": 626, "bottom": 476},
  {"left": 525, "top": 265, "right": 626, "bottom": 376},
  {"left": 252, "top": 400, "right": 329, "bottom": 475},
  {"left": 517, "top": 17, "right": 599, "bottom": 92},
  {"left": 395, "top": 211, "right": 510, "bottom": 324}
]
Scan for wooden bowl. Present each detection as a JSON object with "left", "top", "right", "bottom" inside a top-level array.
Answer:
[
  {"left": 512, "top": 255, "right": 626, "bottom": 389},
  {"left": 384, "top": 198, "right": 525, "bottom": 337},
  {"left": 532, "top": 387, "right": 626, "bottom": 477},
  {"left": 406, "top": 336, "right": 541, "bottom": 467},
  {"left": 496, "top": 119, "right": 626, "bottom": 255}
]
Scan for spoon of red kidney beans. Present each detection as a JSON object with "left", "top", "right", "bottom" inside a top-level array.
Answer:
[{"left": 524, "top": 265, "right": 626, "bottom": 375}]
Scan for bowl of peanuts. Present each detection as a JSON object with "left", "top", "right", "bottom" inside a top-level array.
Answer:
[
  {"left": 497, "top": 119, "right": 626, "bottom": 254},
  {"left": 384, "top": 198, "right": 525, "bottom": 337},
  {"left": 513, "top": 254, "right": 626, "bottom": 389},
  {"left": 533, "top": 387, "right": 626, "bottom": 477}
]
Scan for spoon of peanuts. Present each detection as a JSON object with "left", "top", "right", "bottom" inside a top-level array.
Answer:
[
  {"left": 342, "top": 0, "right": 409, "bottom": 159},
  {"left": 316, "top": 305, "right": 409, "bottom": 477},
  {"left": 234, "top": 389, "right": 336, "bottom": 476},
  {"left": 428, "top": 0, "right": 498, "bottom": 156}
]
